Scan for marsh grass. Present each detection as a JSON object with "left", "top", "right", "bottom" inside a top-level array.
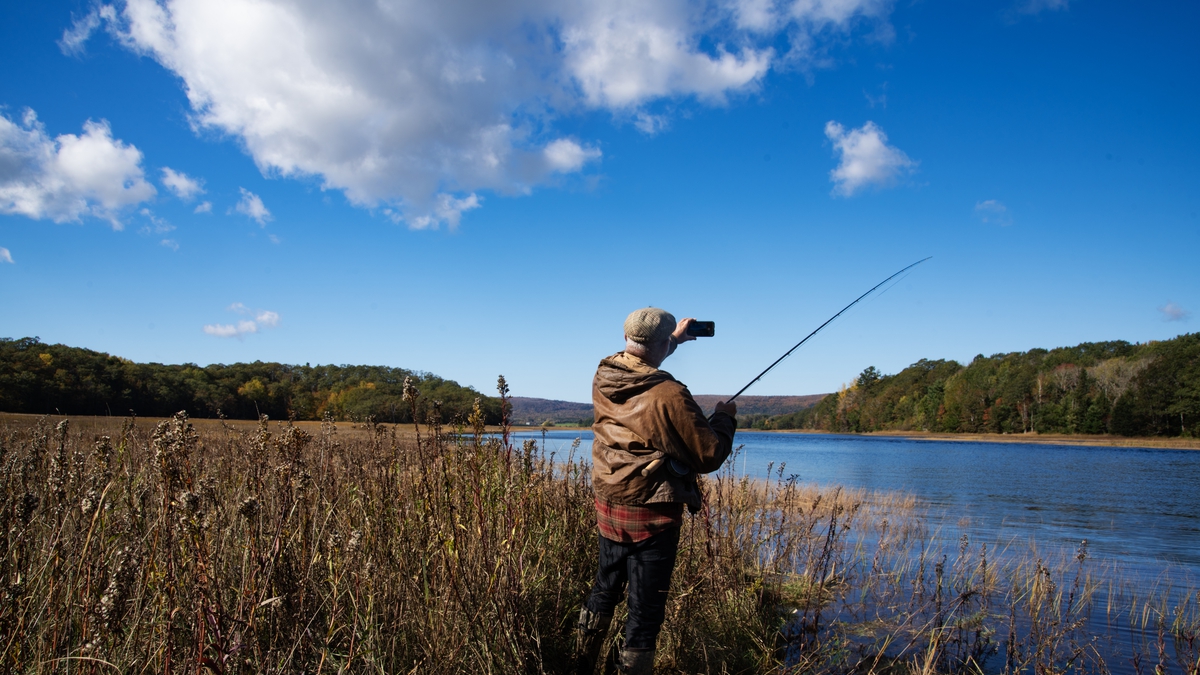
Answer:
[{"left": 0, "top": 380, "right": 1196, "bottom": 674}]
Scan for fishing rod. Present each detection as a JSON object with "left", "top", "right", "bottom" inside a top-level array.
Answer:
[{"left": 727, "top": 256, "right": 932, "bottom": 403}]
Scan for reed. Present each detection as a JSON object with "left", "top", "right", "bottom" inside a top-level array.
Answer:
[{"left": 0, "top": 380, "right": 1195, "bottom": 674}]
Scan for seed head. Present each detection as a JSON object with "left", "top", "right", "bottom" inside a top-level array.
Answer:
[
  {"left": 153, "top": 412, "right": 198, "bottom": 496},
  {"left": 198, "top": 476, "right": 218, "bottom": 501},
  {"left": 178, "top": 490, "right": 201, "bottom": 514},
  {"left": 18, "top": 492, "right": 38, "bottom": 525},
  {"left": 80, "top": 489, "right": 97, "bottom": 517},
  {"left": 238, "top": 496, "right": 261, "bottom": 521},
  {"left": 91, "top": 436, "right": 113, "bottom": 486},
  {"left": 100, "top": 547, "right": 138, "bottom": 633}
]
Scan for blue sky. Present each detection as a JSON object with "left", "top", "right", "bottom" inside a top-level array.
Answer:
[{"left": 2, "top": 0, "right": 1197, "bottom": 403}]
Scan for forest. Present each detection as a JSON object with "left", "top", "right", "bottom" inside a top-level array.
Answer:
[
  {"left": 0, "top": 337, "right": 502, "bottom": 423},
  {"left": 756, "top": 333, "right": 1200, "bottom": 437},
  {"left": 7, "top": 333, "right": 1198, "bottom": 436}
]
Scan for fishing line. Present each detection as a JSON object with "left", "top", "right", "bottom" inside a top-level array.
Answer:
[
  {"left": 797, "top": 269, "right": 912, "bottom": 339},
  {"left": 727, "top": 256, "right": 932, "bottom": 403},
  {"left": 862, "top": 269, "right": 918, "bottom": 304}
]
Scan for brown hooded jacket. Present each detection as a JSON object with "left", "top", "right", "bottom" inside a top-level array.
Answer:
[{"left": 591, "top": 352, "right": 737, "bottom": 511}]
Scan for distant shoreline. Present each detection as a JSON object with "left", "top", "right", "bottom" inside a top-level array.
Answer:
[
  {"left": 6, "top": 413, "right": 1193, "bottom": 451},
  {"left": 753, "top": 428, "right": 1200, "bottom": 450},
  {"left": 512, "top": 424, "right": 1200, "bottom": 451}
]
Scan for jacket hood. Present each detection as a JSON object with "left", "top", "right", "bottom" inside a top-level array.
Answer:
[{"left": 594, "top": 352, "right": 674, "bottom": 404}]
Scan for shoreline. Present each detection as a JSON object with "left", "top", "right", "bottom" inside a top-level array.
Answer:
[
  {"left": 511, "top": 423, "right": 1200, "bottom": 451},
  {"left": 753, "top": 428, "right": 1200, "bottom": 450},
  {"left": 5, "top": 413, "right": 1195, "bottom": 451}
]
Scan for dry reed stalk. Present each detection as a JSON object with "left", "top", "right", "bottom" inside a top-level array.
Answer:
[{"left": 0, "top": 396, "right": 1196, "bottom": 675}]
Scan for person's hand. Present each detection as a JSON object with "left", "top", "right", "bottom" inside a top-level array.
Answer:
[
  {"left": 715, "top": 400, "right": 737, "bottom": 417},
  {"left": 673, "top": 317, "right": 697, "bottom": 343}
]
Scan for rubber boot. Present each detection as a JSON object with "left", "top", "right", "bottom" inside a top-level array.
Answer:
[
  {"left": 574, "top": 607, "right": 613, "bottom": 675},
  {"left": 618, "top": 648, "right": 655, "bottom": 675}
]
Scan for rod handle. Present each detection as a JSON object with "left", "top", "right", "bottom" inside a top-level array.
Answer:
[{"left": 641, "top": 458, "right": 665, "bottom": 477}]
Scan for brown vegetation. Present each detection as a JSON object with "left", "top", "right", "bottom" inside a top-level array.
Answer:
[{"left": 0, "top": 380, "right": 1196, "bottom": 674}]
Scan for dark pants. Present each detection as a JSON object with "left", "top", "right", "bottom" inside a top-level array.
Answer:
[{"left": 584, "top": 527, "right": 680, "bottom": 651}]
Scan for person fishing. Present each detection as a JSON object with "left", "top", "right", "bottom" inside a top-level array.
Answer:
[
  {"left": 573, "top": 260, "right": 931, "bottom": 673},
  {"left": 575, "top": 307, "right": 737, "bottom": 675}
]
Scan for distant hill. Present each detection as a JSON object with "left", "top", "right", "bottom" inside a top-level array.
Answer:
[
  {"left": 691, "top": 394, "right": 826, "bottom": 417},
  {"left": 508, "top": 394, "right": 825, "bottom": 426},
  {"left": 765, "top": 333, "right": 1200, "bottom": 438},
  {"left": 508, "top": 397, "right": 593, "bottom": 426},
  {"left": 0, "top": 337, "right": 501, "bottom": 423}
]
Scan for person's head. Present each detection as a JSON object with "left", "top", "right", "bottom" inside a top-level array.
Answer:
[{"left": 623, "top": 307, "right": 675, "bottom": 367}]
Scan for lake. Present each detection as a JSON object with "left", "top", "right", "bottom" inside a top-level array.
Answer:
[{"left": 514, "top": 429, "right": 1200, "bottom": 583}]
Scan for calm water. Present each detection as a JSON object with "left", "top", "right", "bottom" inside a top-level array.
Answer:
[{"left": 516, "top": 429, "right": 1200, "bottom": 581}]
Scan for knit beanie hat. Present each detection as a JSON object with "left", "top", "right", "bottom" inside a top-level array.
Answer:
[{"left": 624, "top": 307, "right": 676, "bottom": 344}]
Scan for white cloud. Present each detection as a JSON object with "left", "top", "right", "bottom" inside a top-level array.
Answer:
[
  {"left": 0, "top": 247, "right": 12, "bottom": 264},
  {"left": 0, "top": 109, "right": 156, "bottom": 229},
  {"left": 824, "top": 120, "right": 915, "bottom": 196},
  {"left": 59, "top": 5, "right": 118, "bottom": 55},
  {"left": 203, "top": 324, "right": 240, "bottom": 338},
  {"left": 731, "top": 0, "right": 778, "bottom": 31},
  {"left": 139, "top": 207, "right": 175, "bottom": 233},
  {"left": 543, "top": 139, "right": 602, "bottom": 173},
  {"left": 560, "top": 5, "right": 772, "bottom": 109},
  {"left": 864, "top": 83, "right": 888, "bottom": 109},
  {"left": 255, "top": 310, "right": 280, "bottom": 327},
  {"left": 633, "top": 112, "right": 669, "bottom": 135},
  {"left": 203, "top": 321, "right": 255, "bottom": 338},
  {"left": 974, "top": 199, "right": 1012, "bottom": 226},
  {"left": 161, "top": 167, "right": 205, "bottom": 200},
  {"left": 399, "top": 193, "right": 483, "bottom": 230},
  {"left": 70, "top": 0, "right": 893, "bottom": 227},
  {"left": 1159, "top": 302, "right": 1190, "bottom": 322},
  {"left": 1016, "top": 0, "right": 1069, "bottom": 16},
  {"left": 160, "top": 238, "right": 179, "bottom": 251},
  {"left": 235, "top": 188, "right": 271, "bottom": 225},
  {"left": 205, "top": 303, "right": 281, "bottom": 338},
  {"left": 194, "top": 200, "right": 212, "bottom": 214}
]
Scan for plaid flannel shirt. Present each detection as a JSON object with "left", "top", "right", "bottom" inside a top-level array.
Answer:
[{"left": 595, "top": 497, "right": 684, "bottom": 543}]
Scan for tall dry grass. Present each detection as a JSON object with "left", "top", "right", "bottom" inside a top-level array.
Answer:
[{"left": 0, "top": 377, "right": 1196, "bottom": 674}]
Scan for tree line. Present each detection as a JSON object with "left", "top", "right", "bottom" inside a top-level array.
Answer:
[
  {"left": 753, "top": 333, "right": 1200, "bottom": 437},
  {"left": 0, "top": 337, "right": 502, "bottom": 424}
]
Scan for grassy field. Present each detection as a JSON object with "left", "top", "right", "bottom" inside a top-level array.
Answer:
[
  {"left": 7, "top": 412, "right": 1194, "bottom": 451},
  {"left": 1, "top": 387, "right": 1197, "bottom": 673}
]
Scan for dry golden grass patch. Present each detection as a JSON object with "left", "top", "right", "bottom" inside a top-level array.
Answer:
[{"left": 0, "top": 395, "right": 1196, "bottom": 674}]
